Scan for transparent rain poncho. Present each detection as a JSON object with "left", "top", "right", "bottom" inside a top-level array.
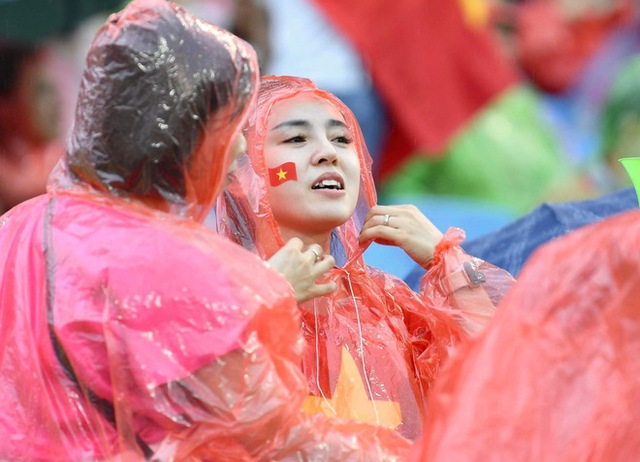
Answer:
[
  {"left": 0, "top": 1, "right": 410, "bottom": 460},
  {"left": 412, "top": 209, "right": 640, "bottom": 461},
  {"left": 216, "top": 76, "right": 515, "bottom": 442}
]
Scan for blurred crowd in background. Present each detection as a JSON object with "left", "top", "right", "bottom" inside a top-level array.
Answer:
[{"left": 1, "top": 0, "right": 638, "bottom": 240}]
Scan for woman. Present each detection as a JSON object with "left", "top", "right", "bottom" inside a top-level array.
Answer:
[
  {"left": 0, "top": 2, "right": 408, "bottom": 461},
  {"left": 217, "top": 76, "right": 515, "bottom": 440}
]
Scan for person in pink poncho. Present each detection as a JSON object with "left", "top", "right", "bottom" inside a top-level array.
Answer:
[{"left": 0, "top": 1, "right": 413, "bottom": 460}]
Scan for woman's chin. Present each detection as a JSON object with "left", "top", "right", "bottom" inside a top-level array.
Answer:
[{"left": 313, "top": 215, "right": 351, "bottom": 233}]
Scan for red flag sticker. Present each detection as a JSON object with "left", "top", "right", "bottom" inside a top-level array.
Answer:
[{"left": 268, "top": 162, "right": 298, "bottom": 186}]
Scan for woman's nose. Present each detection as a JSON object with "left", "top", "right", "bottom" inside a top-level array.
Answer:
[{"left": 311, "top": 139, "right": 338, "bottom": 165}]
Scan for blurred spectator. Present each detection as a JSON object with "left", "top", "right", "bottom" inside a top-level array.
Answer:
[
  {"left": 513, "top": 0, "right": 633, "bottom": 94},
  {"left": 0, "top": 43, "right": 64, "bottom": 214},
  {"left": 508, "top": 0, "right": 639, "bottom": 190}
]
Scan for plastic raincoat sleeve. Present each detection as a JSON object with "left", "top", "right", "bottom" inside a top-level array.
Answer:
[
  {"left": 418, "top": 227, "right": 516, "bottom": 336},
  {"left": 411, "top": 209, "right": 640, "bottom": 462},
  {"left": 361, "top": 227, "right": 514, "bottom": 404},
  {"left": 368, "top": 227, "right": 515, "bottom": 400}
]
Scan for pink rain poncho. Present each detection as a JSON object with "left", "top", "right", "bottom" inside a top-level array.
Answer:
[
  {"left": 216, "top": 76, "right": 515, "bottom": 442},
  {"left": 412, "top": 209, "right": 640, "bottom": 461},
  {"left": 0, "top": 1, "right": 409, "bottom": 460}
]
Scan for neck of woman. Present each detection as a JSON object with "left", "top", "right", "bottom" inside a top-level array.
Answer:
[{"left": 279, "top": 226, "right": 332, "bottom": 253}]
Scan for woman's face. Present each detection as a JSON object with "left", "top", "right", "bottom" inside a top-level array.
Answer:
[{"left": 263, "top": 94, "right": 361, "bottom": 235}]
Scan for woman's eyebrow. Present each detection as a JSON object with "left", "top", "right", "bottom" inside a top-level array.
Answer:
[
  {"left": 327, "top": 119, "right": 348, "bottom": 129},
  {"left": 270, "top": 119, "right": 348, "bottom": 131},
  {"left": 271, "top": 119, "right": 310, "bottom": 130}
]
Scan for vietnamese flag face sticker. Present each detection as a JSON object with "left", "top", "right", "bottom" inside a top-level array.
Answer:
[{"left": 268, "top": 162, "right": 298, "bottom": 186}]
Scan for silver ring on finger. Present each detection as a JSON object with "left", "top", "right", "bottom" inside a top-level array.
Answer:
[
  {"left": 311, "top": 248, "right": 321, "bottom": 262},
  {"left": 383, "top": 214, "right": 391, "bottom": 227}
]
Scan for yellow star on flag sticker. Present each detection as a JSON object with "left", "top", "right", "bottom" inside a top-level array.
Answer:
[
  {"left": 277, "top": 169, "right": 287, "bottom": 180},
  {"left": 302, "top": 347, "right": 402, "bottom": 429},
  {"left": 458, "top": 0, "right": 489, "bottom": 28}
]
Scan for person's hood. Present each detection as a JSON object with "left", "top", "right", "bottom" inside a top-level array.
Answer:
[
  {"left": 57, "top": 0, "right": 258, "bottom": 222},
  {"left": 218, "top": 75, "right": 377, "bottom": 267}
]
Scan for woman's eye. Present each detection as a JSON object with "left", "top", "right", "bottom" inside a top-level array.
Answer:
[
  {"left": 284, "top": 135, "right": 306, "bottom": 143},
  {"left": 333, "top": 136, "right": 353, "bottom": 144}
]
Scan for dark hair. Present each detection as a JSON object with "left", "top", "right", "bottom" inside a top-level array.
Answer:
[
  {"left": 67, "top": 3, "right": 255, "bottom": 203},
  {"left": 0, "top": 43, "right": 38, "bottom": 98}
]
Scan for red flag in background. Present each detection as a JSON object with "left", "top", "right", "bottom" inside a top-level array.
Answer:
[
  {"left": 311, "top": 0, "right": 518, "bottom": 179},
  {"left": 268, "top": 161, "right": 298, "bottom": 186}
]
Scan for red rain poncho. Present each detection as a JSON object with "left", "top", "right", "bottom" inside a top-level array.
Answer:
[
  {"left": 0, "top": 2, "right": 408, "bottom": 460},
  {"left": 412, "top": 209, "right": 640, "bottom": 461},
  {"left": 216, "top": 76, "right": 515, "bottom": 441}
]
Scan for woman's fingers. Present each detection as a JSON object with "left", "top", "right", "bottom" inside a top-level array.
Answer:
[
  {"left": 284, "top": 236, "right": 304, "bottom": 250},
  {"left": 359, "top": 222, "right": 402, "bottom": 246},
  {"left": 360, "top": 204, "right": 444, "bottom": 267},
  {"left": 312, "top": 253, "right": 335, "bottom": 274},
  {"left": 269, "top": 239, "right": 337, "bottom": 303},
  {"left": 305, "top": 244, "right": 324, "bottom": 263}
]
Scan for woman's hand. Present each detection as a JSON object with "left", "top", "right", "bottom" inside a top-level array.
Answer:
[
  {"left": 267, "top": 238, "right": 337, "bottom": 303},
  {"left": 359, "top": 204, "right": 444, "bottom": 268}
]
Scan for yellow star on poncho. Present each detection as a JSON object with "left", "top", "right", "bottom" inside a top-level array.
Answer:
[
  {"left": 302, "top": 347, "right": 402, "bottom": 429},
  {"left": 458, "top": 0, "right": 489, "bottom": 28}
]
